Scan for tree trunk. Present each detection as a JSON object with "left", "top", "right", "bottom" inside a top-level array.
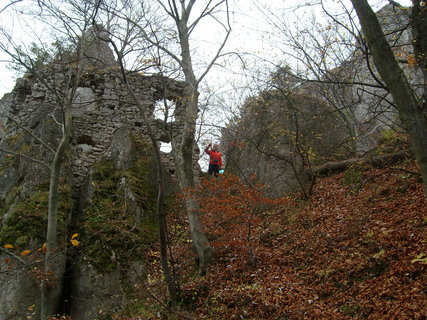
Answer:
[
  {"left": 102, "top": 20, "right": 180, "bottom": 303},
  {"left": 350, "top": 0, "right": 427, "bottom": 196},
  {"left": 175, "top": 17, "right": 213, "bottom": 275},
  {"left": 412, "top": 0, "right": 427, "bottom": 110},
  {"left": 313, "top": 149, "right": 413, "bottom": 177},
  {"left": 124, "top": 82, "right": 178, "bottom": 303},
  {"left": 172, "top": 85, "right": 213, "bottom": 275},
  {"left": 41, "top": 110, "right": 72, "bottom": 319}
]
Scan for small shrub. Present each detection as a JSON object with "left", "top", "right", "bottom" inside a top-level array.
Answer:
[{"left": 343, "top": 163, "right": 366, "bottom": 193}]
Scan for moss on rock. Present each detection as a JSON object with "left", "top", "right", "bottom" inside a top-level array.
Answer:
[
  {"left": 81, "top": 140, "right": 160, "bottom": 273},
  {"left": 0, "top": 183, "right": 71, "bottom": 248}
]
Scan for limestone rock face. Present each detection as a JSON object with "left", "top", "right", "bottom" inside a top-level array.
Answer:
[
  {"left": 0, "top": 60, "right": 193, "bottom": 318},
  {"left": 66, "top": 125, "right": 157, "bottom": 319},
  {"left": 70, "top": 260, "right": 144, "bottom": 319},
  {"left": 222, "top": 4, "right": 420, "bottom": 196},
  {"left": 82, "top": 25, "right": 118, "bottom": 68},
  {"left": 0, "top": 268, "right": 40, "bottom": 320}
]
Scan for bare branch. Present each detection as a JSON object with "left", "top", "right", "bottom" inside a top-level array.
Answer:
[
  {"left": 0, "top": 246, "right": 27, "bottom": 265},
  {"left": 0, "top": 113, "right": 56, "bottom": 153},
  {"left": 196, "top": 0, "right": 231, "bottom": 85},
  {"left": 0, "top": 147, "right": 51, "bottom": 169},
  {"left": 0, "top": 0, "right": 24, "bottom": 15}
]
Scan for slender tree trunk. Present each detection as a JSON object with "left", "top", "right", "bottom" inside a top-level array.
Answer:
[
  {"left": 132, "top": 92, "right": 177, "bottom": 303},
  {"left": 177, "top": 90, "right": 213, "bottom": 275},
  {"left": 156, "top": 177, "right": 178, "bottom": 304},
  {"left": 124, "top": 80, "right": 178, "bottom": 303},
  {"left": 172, "top": 86, "right": 213, "bottom": 275},
  {"left": 100, "top": 27, "right": 179, "bottom": 303},
  {"left": 350, "top": 0, "right": 427, "bottom": 195},
  {"left": 412, "top": 0, "right": 427, "bottom": 109},
  {"left": 175, "top": 18, "right": 213, "bottom": 275},
  {"left": 41, "top": 110, "right": 72, "bottom": 319}
]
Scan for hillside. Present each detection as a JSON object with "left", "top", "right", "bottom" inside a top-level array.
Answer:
[{"left": 130, "top": 157, "right": 426, "bottom": 320}]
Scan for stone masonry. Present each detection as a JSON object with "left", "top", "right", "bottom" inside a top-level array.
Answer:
[{"left": 1, "top": 65, "right": 201, "bottom": 191}]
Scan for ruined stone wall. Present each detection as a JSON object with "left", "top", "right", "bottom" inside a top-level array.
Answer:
[
  {"left": 69, "top": 70, "right": 191, "bottom": 188},
  {"left": 1, "top": 67, "right": 200, "bottom": 190},
  {"left": 0, "top": 63, "right": 202, "bottom": 320}
]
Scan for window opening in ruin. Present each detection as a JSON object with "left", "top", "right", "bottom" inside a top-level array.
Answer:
[
  {"left": 160, "top": 142, "right": 171, "bottom": 153},
  {"left": 154, "top": 99, "right": 176, "bottom": 123},
  {"left": 76, "top": 134, "right": 95, "bottom": 146}
]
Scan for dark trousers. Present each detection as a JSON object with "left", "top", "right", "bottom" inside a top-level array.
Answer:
[{"left": 208, "top": 163, "right": 220, "bottom": 176}]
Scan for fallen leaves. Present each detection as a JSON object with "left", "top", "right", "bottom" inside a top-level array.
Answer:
[
  {"left": 113, "top": 160, "right": 427, "bottom": 319},
  {"left": 170, "top": 161, "right": 426, "bottom": 319},
  {"left": 411, "top": 253, "right": 427, "bottom": 264}
]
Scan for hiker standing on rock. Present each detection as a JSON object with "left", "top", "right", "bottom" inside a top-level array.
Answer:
[{"left": 205, "top": 143, "right": 223, "bottom": 177}]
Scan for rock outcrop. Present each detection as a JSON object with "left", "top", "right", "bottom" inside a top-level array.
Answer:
[
  {"left": 222, "top": 4, "right": 421, "bottom": 197},
  {"left": 0, "top": 31, "right": 198, "bottom": 319}
]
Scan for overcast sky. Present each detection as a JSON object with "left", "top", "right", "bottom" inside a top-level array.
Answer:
[
  {"left": 0, "top": 0, "right": 413, "bottom": 98},
  {"left": 0, "top": 0, "right": 414, "bottom": 171}
]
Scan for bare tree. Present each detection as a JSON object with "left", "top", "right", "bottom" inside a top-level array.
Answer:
[
  {"left": 91, "top": 14, "right": 179, "bottom": 301},
  {"left": 350, "top": 0, "right": 427, "bottom": 195},
  {"left": 253, "top": 0, "right": 421, "bottom": 156},
  {"left": 152, "top": 0, "right": 231, "bottom": 275},
  {"left": 99, "top": 0, "right": 231, "bottom": 275},
  {"left": 0, "top": 0, "right": 100, "bottom": 318}
]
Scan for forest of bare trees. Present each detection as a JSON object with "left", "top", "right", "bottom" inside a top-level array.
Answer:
[{"left": 0, "top": 1, "right": 425, "bottom": 319}]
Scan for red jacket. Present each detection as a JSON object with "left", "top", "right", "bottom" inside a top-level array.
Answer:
[{"left": 205, "top": 147, "right": 222, "bottom": 166}]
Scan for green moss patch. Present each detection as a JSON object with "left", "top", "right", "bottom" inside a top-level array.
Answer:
[
  {"left": 81, "top": 140, "right": 160, "bottom": 272},
  {"left": 0, "top": 183, "right": 71, "bottom": 248}
]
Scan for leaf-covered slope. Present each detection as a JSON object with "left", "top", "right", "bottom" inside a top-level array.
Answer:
[
  {"left": 185, "top": 163, "right": 427, "bottom": 319},
  {"left": 133, "top": 159, "right": 426, "bottom": 320}
]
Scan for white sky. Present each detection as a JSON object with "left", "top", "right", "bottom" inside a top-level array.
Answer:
[
  {"left": 0, "top": 0, "right": 414, "bottom": 171},
  {"left": 0, "top": 0, "right": 413, "bottom": 98}
]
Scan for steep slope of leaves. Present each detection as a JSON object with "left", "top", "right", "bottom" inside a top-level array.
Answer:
[{"left": 123, "top": 159, "right": 426, "bottom": 320}]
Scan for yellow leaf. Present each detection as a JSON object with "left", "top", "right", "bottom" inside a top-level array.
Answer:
[
  {"left": 37, "top": 243, "right": 47, "bottom": 252},
  {"left": 407, "top": 54, "right": 416, "bottom": 65},
  {"left": 373, "top": 249, "right": 385, "bottom": 259},
  {"left": 3, "top": 244, "right": 14, "bottom": 249},
  {"left": 70, "top": 239, "right": 80, "bottom": 247},
  {"left": 71, "top": 233, "right": 79, "bottom": 239},
  {"left": 20, "top": 250, "right": 31, "bottom": 256},
  {"left": 411, "top": 253, "right": 427, "bottom": 264}
]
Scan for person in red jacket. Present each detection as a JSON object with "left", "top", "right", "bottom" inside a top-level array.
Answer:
[{"left": 204, "top": 143, "right": 223, "bottom": 177}]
